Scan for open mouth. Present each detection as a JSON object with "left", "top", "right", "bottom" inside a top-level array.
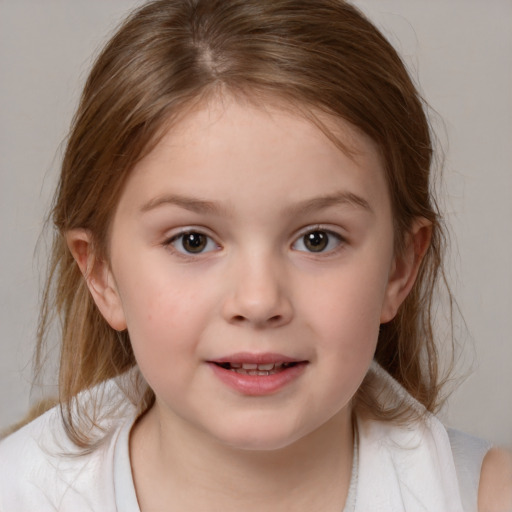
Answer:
[
  {"left": 213, "top": 361, "right": 299, "bottom": 376},
  {"left": 208, "top": 356, "right": 308, "bottom": 394}
]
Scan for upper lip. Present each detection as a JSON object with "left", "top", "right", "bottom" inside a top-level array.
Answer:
[{"left": 208, "top": 352, "right": 306, "bottom": 365}]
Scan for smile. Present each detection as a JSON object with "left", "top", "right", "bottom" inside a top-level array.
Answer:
[
  {"left": 207, "top": 354, "right": 308, "bottom": 395},
  {"left": 214, "top": 362, "right": 298, "bottom": 376}
]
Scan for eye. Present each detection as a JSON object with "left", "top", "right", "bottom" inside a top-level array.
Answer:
[
  {"left": 168, "top": 231, "right": 218, "bottom": 254},
  {"left": 292, "top": 229, "right": 343, "bottom": 253}
]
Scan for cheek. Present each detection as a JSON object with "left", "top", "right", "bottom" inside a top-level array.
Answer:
[
  {"left": 119, "top": 275, "right": 210, "bottom": 392},
  {"left": 304, "top": 272, "right": 385, "bottom": 407},
  {"left": 116, "top": 263, "right": 220, "bottom": 356},
  {"left": 304, "top": 266, "right": 388, "bottom": 338},
  {"left": 297, "top": 257, "right": 391, "bottom": 391}
]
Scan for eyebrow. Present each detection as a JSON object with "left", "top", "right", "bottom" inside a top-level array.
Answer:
[
  {"left": 284, "top": 191, "right": 373, "bottom": 217},
  {"left": 140, "top": 194, "right": 228, "bottom": 215},
  {"left": 140, "top": 190, "right": 372, "bottom": 216}
]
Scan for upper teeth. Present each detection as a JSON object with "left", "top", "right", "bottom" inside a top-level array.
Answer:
[{"left": 231, "top": 362, "right": 282, "bottom": 370}]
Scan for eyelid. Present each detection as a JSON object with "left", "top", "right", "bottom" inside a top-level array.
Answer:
[
  {"left": 163, "top": 227, "right": 221, "bottom": 256},
  {"left": 291, "top": 225, "right": 346, "bottom": 254}
]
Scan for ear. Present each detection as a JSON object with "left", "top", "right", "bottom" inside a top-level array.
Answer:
[
  {"left": 66, "top": 229, "right": 127, "bottom": 331},
  {"left": 380, "top": 218, "right": 432, "bottom": 324}
]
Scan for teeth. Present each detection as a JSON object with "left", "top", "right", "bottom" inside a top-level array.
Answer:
[
  {"left": 257, "top": 363, "right": 275, "bottom": 371},
  {"left": 236, "top": 369, "right": 270, "bottom": 376},
  {"left": 216, "top": 361, "right": 298, "bottom": 374},
  {"left": 239, "top": 363, "right": 281, "bottom": 371}
]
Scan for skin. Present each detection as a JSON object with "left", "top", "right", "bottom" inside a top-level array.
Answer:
[
  {"left": 478, "top": 448, "right": 512, "bottom": 511},
  {"left": 67, "top": 96, "right": 510, "bottom": 511}
]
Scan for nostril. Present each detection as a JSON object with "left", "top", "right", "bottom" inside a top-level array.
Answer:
[{"left": 230, "top": 314, "right": 283, "bottom": 324}]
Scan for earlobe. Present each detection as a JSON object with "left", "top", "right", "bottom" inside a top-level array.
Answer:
[
  {"left": 380, "top": 218, "right": 432, "bottom": 324},
  {"left": 66, "top": 229, "right": 127, "bottom": 331}
]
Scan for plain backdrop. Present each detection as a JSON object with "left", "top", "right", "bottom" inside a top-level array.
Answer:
[{"left": 0, "top": 1, "right": 511, "bottom": 447}]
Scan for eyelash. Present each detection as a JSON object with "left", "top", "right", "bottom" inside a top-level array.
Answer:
[
  {"left": 163, "top": 226, "right": 346, "bottom": 257},
  {"left": 165, "top": 230, "right": 219, "bottom": 256},
  {"left": 292, "top": 227, "right": 345, "bottom": 255}
]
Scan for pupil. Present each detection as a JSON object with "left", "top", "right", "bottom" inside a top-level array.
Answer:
[
  {"left": 305, "top": 231, "right": 327, "bottom": 252},
  {"left": 183, "top": 233, "right": 206, "bottom": 253}
]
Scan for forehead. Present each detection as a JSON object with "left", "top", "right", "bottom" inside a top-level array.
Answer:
[{"left": 119, "top": 95, "right": 390, "bottom": 219}]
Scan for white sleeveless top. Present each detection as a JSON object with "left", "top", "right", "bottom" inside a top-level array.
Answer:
[
  {"left": 0, "top": 363, "right": 491, "bottom": 511},
  {"left": 341, "top": 363, "right": 491, "bottom": 512}
]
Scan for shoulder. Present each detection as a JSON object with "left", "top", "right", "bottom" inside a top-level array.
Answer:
[
  {"left": 0, "top": 404, "right": 60, "bottom": 465},
  {"left": 356, "top": 383, "right": 469, "bottom": 510},
  {"left": 0, "top": 375, "right": 138, "bottom": 511},
  {"left": 362, "top": 364, "right": 505, "bottom": 511},
  {"left": 0, "top": 405, "right": 69, "bottom": 509},
  {"left": 478, "top": 447, "right": 512, "bottom": 512}
]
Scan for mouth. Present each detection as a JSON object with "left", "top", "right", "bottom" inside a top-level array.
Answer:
[
  {"left": 213, "top": 361, "right": 299, "bottom": 376},
  {"left": 207, "top": 354, "right": 308, "bottom": 395}
]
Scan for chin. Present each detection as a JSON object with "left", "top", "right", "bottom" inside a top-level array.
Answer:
[
  {"left": 208, "top": 419, "right": 314, "bottom": 453},
  {"left": 222, "top": 434, "right": 302, "bottom": 452}
]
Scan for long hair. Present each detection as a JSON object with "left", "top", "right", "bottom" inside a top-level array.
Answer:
[{"left": 37, "top": 0, "right": 452, "bottom": 448}]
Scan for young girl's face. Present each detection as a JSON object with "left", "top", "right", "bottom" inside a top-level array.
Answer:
[{"left": 95, "top": 96, "right": 411, "bottom": 451}]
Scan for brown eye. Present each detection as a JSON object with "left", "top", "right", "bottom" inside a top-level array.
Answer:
[
  {"left": 170, "top": 231, "right": 217, "bottom": 255},
  {"left": 292, "top": 229, "right": 343, "bottom": 254},
  {"left": 182, "top": 233, "right": 207, "bottom": 253},
  {"left": 303, "top": 231, "right": 328, "bottom": 252}
]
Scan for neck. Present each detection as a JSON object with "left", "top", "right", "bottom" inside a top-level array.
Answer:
[{"left": 130, "top": 403, "right": 354, "bottom": 511}]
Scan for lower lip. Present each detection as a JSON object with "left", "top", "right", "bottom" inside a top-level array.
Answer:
[{"left": 208, "top": 362, "right": 307, "bottom": 396}]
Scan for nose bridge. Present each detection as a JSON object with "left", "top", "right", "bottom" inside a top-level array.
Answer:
[{"left": 223, "top": 245, "right": 292, "bottom": 327}]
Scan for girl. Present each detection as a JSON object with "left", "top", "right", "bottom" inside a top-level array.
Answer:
[{"left": 0, "top": 0, "right": 510, "bottom": 510}]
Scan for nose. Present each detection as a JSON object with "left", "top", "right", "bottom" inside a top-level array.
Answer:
[{"left": 221, "top": 253, "right": 293, "bottom": 328}]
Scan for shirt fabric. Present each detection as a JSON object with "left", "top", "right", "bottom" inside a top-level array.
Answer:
[{"left": 0, "top": 362, "right": 491, "bottom": 511}]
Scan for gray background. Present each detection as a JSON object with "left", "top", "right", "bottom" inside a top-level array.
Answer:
[{"left": 1, "top": 1, "right": 511, "bottom": 447}]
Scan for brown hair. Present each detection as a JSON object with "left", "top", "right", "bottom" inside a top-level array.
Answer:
[{"left": 37, "top": 0, "right": 451, "bottom": 448}]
